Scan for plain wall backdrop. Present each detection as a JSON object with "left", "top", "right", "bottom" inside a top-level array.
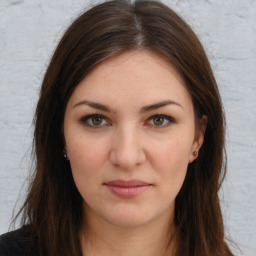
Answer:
[{"left": 0, "top": 0, "right": 255, "bottom": 255}]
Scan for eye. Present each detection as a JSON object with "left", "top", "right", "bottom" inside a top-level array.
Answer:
[
  {"left": 147, "top": 114, "right": 175, "bottom": 127},
  {"left": 79, "top": 114, "right": 109, "bottom": 128}
]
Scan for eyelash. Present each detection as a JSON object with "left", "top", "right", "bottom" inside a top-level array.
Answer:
[
  {"left": 79, "top": 114, "right": 175, "bottom": 128},
  {"left": 147, "top": 114, "right": 175, "bottom": 127},
  {"left": 79, "top": 114, "right": 109, "bottom": 128}
]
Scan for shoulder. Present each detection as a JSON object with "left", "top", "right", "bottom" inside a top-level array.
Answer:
[{"left": 0, "top": 226, "right": 38, "bottom": 256}]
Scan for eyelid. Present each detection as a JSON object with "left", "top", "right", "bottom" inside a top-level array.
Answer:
[
  {"left": 79, "top": 113, "right": 175, "bottom": 129},
  {"left": 79, "top": 114, "right": 110, "bottom": 128},
  {"left": 146, "top": 114, "right": 176, "bottom": 127}
]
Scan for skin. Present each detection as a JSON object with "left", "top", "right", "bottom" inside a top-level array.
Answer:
[{"left": 64, "top": 50, "right": 207, "bottom": 256}]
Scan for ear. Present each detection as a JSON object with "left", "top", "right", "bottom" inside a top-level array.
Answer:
[{"left": 189, "top": 115, "right": 207, "bottom": 163}]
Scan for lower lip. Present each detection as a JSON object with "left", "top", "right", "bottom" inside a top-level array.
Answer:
[{"left": 105, "top": 185, "right": 151, "bottom": 198}]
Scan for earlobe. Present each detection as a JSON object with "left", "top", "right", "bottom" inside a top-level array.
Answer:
[
  {"left": 192, "top": 151, "right": 198, "bottom": 157},
  {"left": 189, "top": 115, "right": 207, "bottom": 163}
]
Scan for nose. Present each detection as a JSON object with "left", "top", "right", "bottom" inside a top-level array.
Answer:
[{"left": 109, "top": 125, "right": 146, "bottom": 170}]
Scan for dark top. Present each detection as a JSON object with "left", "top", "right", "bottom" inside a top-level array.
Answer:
[{"left": 0, "top": 227, "right": 38, "bottom": 256}]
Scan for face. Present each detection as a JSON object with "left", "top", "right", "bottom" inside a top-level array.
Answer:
[{"left": 64, "top": 51, "right": 206, "bottom": 229}]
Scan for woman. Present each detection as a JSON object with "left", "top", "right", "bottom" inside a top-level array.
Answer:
[{"left": 0, "top": 0, "right": 234, "bottom": 255}]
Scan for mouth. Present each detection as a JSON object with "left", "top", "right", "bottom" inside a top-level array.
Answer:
[{"left": 104, "top": 179, "right": 152, "bottom": 198}]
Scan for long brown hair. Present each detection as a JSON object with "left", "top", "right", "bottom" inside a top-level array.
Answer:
[{"left": 15, "top": 0, "right": 234, "bottom": 255}]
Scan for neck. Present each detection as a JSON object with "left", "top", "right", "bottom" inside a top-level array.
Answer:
[{"left": 79, "top": 209, "right": 176, "bottom": 256}]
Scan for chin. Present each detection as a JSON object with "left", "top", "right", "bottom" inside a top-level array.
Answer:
[
  {"left": 105, "top": 214, "right": 152, "bottom": 228},
  {"left": 101, "top": 204, "right": 160, "bottom": 228}
]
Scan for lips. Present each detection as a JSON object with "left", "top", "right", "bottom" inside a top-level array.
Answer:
[
  {"left": 104, "top": 179, "right": 152, "bottom": 198},
  {"left": 105, "top": 179, "right": 150, "bottom": 187}
]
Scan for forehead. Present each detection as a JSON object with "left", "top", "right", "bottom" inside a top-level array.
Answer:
[
  {"left": 85, "top": 50, "right": 185, "bottom": 88},
  {"left": 67, "top": 50, "right": 192, "bottom": 110}
]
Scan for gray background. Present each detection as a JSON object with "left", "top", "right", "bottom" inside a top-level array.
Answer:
[{"left": 0, "top": 0, "right": 255, "bottom": 255}]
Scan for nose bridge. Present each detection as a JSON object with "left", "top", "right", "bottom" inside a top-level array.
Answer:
[{"left": 110, "top": 123, "right": 145, "bottom": 169}]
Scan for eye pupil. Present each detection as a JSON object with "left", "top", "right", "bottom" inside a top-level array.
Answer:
[
  {"left": 92, "top": 116, "right": 103, "bottom": 125},
  {"left": 153, "top": 116, "right": 164, "bottom": 125}
]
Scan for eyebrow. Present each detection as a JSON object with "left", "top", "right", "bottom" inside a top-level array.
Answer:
[
  {"left": 140, "top": 100, "right": 183, "bottom": 113},
  {"left": 72, "top": 100, "right": 116, "bottom": 113},
  {"left": 72, "top": 99, "right": 183, "bottom": 113}
]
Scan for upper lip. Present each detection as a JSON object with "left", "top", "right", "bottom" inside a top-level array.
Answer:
[{"left": 104, "top": 179, "right": 151, "bottom": 187}]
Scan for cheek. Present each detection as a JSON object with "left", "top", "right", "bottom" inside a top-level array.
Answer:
[
  {"left": 67, "top": 139, "right": 110, "bottom": 204},
  {"left": 150, "top": 136, "right": 191, "bottom": 186},
  {"left": 151, "top": 135, "right": 191, "bottom": 166},
  {"left": 67, "top": 136, "right": 109, "bottom": 180}
]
